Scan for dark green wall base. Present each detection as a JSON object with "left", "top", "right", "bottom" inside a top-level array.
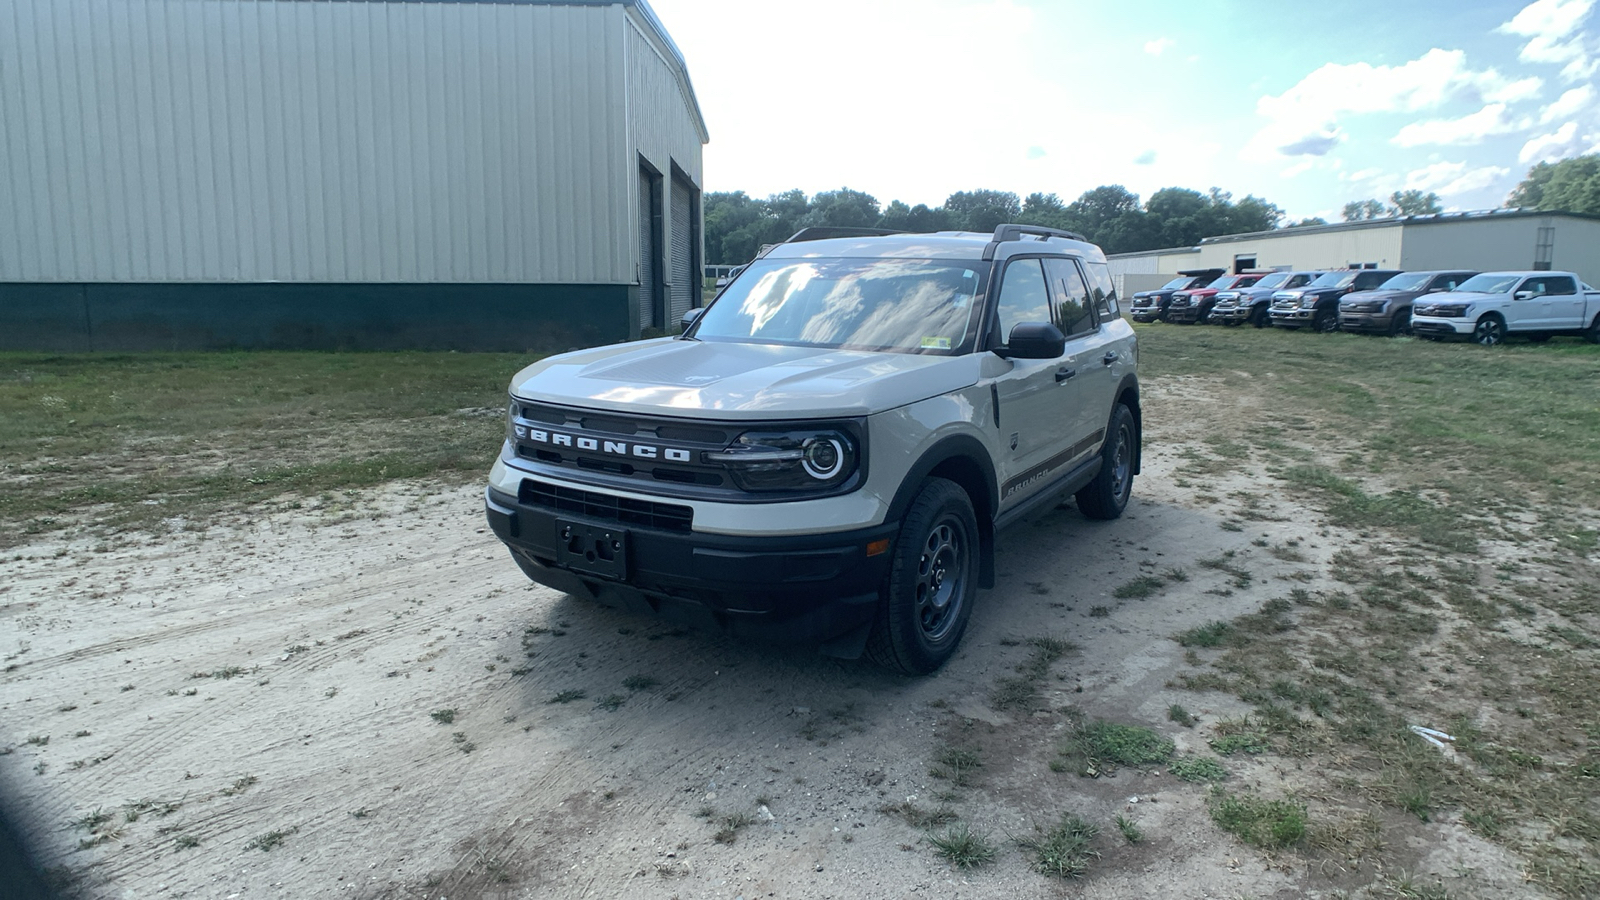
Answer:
[{"left": 0, "top": 283, "right": 634, "bottom": 352}]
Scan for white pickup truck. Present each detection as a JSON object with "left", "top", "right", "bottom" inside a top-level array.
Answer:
[{"left": 1410, "top": 271, "right": 1600, "bottom": 345}]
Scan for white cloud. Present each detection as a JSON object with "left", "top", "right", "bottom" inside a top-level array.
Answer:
[
  {"left": 1144, "top": 37, "right": 1175, "bottom": 56},
  {"left": 1405, "top": 161, "right": 1512, "bottom": 195},
  {"left": 1541, "top": 84, "right": 1596, "bottom": 123},
  {"left": 1499, "top": 0, "right": 1598, "bottom": 80},
  {"left": 1243, "top": 49, "right": 1543, "bottom": 160},
  {"left": 1520, "top": 121, "right": 1584, "bottom": 162},
  {"left": 1392, "top": 103, "right": 1525, "bottom": 147}
]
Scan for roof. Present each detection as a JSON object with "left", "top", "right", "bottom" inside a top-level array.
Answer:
[
  {"left": 239, "top": 0, "right": 709, "bottom": 143},
  {"left": 1109, "top": 208, "right": 1600, "bottom": 259},
  {"left": 764, "top": 230, "right": 1108, "bottom": 264}
]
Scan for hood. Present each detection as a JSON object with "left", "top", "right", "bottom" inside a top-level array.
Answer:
[
  {"left": 508, "top": 338, "right": 982, "bottom": 420},
  {"left": 1341, "top": 289, "right": 1412, "bottom": 304}
]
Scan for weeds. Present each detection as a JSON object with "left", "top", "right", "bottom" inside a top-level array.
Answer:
[
  {"left": 1114, "top": 575, "right": 1166, "bottom": 600},
  {"left": 1018, "top": 813, "right": 1098, "bottom": 878},
  {"left": 928, "top": 822, "right": 997, "bottom": 869},
  {"left": 1115, "top": 815, "right": 1143, "bottom": 843},
  {"left": 429, "top": 708, "right": 457, "bottom": 724},
  {"left": 547, "top": 689, "right": 585, "bottom": 704},
  {"left": 1167, "top": 703, "right": 1197, "bottom": 727},
  {"left": 245, "top": 827, "right": 297, "bottom": 851},
  {"left": 1169, "top": 755, "right": 1228, "bottom": 783},
  {"left": 1060, "top": 721, "right": 1173, "bottom": 776},
  {"left": 1210, "top": 790, "right": 1306, "bottom": 849},
  {"left": 879, "top": 801, "right": 957, "bottom": 829},
  {"left": 929, "top": 746, "right": 982, "bottom": 787}
]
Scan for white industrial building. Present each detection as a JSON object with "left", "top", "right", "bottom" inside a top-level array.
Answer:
[
  {"left": 0, "top": 0, "right": 708, "bottom": 350},
  {"left": 1108, "top": 210, "right": 1600, "bottom": 299}
]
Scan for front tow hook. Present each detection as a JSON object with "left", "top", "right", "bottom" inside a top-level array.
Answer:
[
  {"left": 1102, "top": 351, "right": 1118, "bottom": 366},
  {"left": 1055, "top": 367, "right": 1077, "bottom": 383}
]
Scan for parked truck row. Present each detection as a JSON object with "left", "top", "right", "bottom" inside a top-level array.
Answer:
[{"left": 1131, "top": 267, "right": 1600, "bottom": 345}]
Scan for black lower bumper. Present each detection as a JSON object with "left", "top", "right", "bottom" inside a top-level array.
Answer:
[
  {"left": 485, "top": 487, "right": 895, "bottom": 648},
  {"left": 1410, "top": 320, "right": 1464, "bottom": 340}
]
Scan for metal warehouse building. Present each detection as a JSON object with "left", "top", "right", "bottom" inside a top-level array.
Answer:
[
  {"left": 0, "top": 0, "right": 708, "bottom": 351},
  {"left": 1109, "top": 210, "right": 1600, "bottom": 299}
]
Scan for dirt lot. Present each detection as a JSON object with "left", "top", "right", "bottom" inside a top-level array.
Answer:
[{"left": 6, "top": 362, "right": 1577, "bottom": 900}]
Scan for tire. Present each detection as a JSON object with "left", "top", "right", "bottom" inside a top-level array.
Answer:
[
  {"left": 1472, "top": 315, "right": 1506, "bottom": 346},
  {"left": 866, "top": 478, "right": 978, "bottom": 675},
  {"left": 1076, "top": 404, "right": 1137, "bottom": 521},
  {"left": 1250, "top": 305, "right": 1269, "bottom": 328},
  {"left": 1386, "top": 310, "right": 1411, "bottom": 336},
  {"left": 1588, "top": 314, "right": 1600, "bottom": 344},
  {"left": 1313, "top": 309, "right": 1339, "bottom": 333}
]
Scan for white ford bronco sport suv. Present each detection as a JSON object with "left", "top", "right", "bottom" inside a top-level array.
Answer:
[{"left": 485, "top": 224, "right": 1141, "bottom": 674}]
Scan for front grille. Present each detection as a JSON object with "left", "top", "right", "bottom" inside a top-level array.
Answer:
[
  {"left": 519, "top": 479, "right": 694, "bottom": 533},
  {"left": 512, "top": 401, "right": 729, "bottom": 489}
]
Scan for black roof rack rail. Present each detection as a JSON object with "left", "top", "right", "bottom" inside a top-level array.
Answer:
[
  {"left": 981, "top": 223, "right": 1087, "bottom": 260},
  {"left": 784, "top": 226, "right": 907, "bottom": 243}
]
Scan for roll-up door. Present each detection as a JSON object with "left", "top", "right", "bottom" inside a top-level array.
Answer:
[
  {"left": 638, "top": 170, "right": 659, "bottom": 330},
  {"left": 669, "top": 176, "right": 695, "bottom": 325}
]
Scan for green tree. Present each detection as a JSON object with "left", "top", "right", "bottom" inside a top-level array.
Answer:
[
  {"left": 1018, "top": 192, "right": 1071, "bottom": 230},
  {"left": 1341, "top": 199, "right": 1390, "bottom": 222},
  {"left": 1389, "top": 189, "right": 1442, "bottom": 216},
  {"left": 942, "top": 190, "right": 1021, "bottom": 232},
  {"left": 800, "top": 187, "right": 881, "bottom": 228},
  {"left": 1286, "top": 217, "right": 1328, "bottom": 228},
  {"left": 1509, "top": 154, "right": 1600, "bottom": 214},
  {"left": 879, "top": 201, "right": 952, "bottom": 233}
]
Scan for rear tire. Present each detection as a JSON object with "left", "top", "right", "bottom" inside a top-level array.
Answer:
[
  {"left": 1076, "top": 404, "right": 1137, "bottom": 521},
  {"left": 1588, "top": 314, "right": 1600, "bottom": 344},
  {"left": 866, "top": 478, "right": 978, "bottom": 675}
]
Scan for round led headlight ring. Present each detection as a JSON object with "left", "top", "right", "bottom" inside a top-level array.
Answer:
[{"left": 801, "top": 437, "right": 845, "bottom": 480}]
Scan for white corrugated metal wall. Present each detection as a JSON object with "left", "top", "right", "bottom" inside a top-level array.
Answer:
[
  {"left": 0, "top": 0, "right": 639, "bottom": 284},
  {"left": 624, "top": 10, "right": 703, "bottom": 326}
]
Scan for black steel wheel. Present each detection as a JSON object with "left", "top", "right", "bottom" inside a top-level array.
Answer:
[
  {"left": 1472, "top": 315, "right": 1506, "bottom": 346},
  {"left": 1076, "top": 404, "right": 1137, "bottom": 521},
  {"left": 867, "top": 478, "right": 978, "bottom": 675}
]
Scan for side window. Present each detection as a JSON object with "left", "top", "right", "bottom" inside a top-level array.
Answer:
[
  {"left": 1432, "top": 274, "right": 1461, "bottom": 290},
  {"left": 1288, "top": 274, "right": 1312, "bottom": 288},
  {"left": 1084, "top": 261, "right": 1119, "bottom": 318},
  {"left": 1045, "top": 258, "right": 1096, "bottom": 338},
  {"left": 995, "top": 259, "right": 1053, "bottom": 347},
  {"left": 1355, "top": 272, "right": 1387, "bottom": 290},
  {"left": 1523, "top": 278, "right": 1548, "bottom": 295},
  {"left": 1546, "top": 276, "right": 1577, "bottom": 295}
]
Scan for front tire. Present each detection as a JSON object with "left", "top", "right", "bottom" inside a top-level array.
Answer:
[
  {"left": 1250, "top": 305, "right": 1269, "bottom": 328},
  {"left": 1076, "top": 404, "right": 1137, "bottom": 521},
  {"left": 1386, "top": 310, "right": 1411, "bottom": 336},
  {"left": 1472, "top": 315, "right": 1506, "bottom": 346},
  {"left": 1313, "top": 309, "right": 1339, "bottom": 333},
  {"left": 867, "top": 478, "right": 978, "bottom": 675}
]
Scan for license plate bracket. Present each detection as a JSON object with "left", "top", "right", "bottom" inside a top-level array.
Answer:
[{"left": 555, "top": 519, "right": 629, "bottom": 581}]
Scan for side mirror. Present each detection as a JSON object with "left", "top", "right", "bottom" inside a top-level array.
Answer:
[
  {"left": 1513, "top": 290, "right": 1532, "bottom": 301},
  {"left": 680, "top": 308, "right": 704, "bottom": 331},
  {"left": 998, "top": 322, "right": 1065, "bottom": 359}
]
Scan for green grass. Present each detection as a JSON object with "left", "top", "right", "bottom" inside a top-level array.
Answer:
[
  {"left": 1059, "top": 720, "right": 1174, "bottom": 776},
  {"left": 1113, "top": 574, "right": 1166, "bottom": 599},
  {"left": 0, "top": 350, "right": 530, "bottom": 545},
  {"left": 1018, "top": 813, "right": 1099, "bottom": 878},
  {"left": 1210, "top": 790, "right": 1307, "bottom": 849},
  {"left": 927, "top": 822, "right": 997, "bottom": 869},
  {"left": 1169, "top": 755, "right": 1228, "bottom": 783}
]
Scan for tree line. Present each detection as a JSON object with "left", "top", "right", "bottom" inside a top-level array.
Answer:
[{"left": 703, "top": 154, "right": 1600, "bottom": 265}]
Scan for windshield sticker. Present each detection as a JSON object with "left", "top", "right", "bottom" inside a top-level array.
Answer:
[{"left": 920, "top": 336, "right": 952, "bottom": 350}]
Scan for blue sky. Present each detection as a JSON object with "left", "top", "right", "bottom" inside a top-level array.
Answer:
[{"left": 648, "top": 0, "right": 1600, "bottom": 223}]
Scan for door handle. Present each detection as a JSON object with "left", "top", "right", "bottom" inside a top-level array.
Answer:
[
  {"left": 1055, "top": 367, "right": 1077, "bottom": 383},
  {"left": 1101, "top": 351, "right": 1118, "bottom": 366}
]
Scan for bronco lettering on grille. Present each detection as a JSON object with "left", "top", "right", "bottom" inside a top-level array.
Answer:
[{"left": 515, "top": 425, "right": 693, "bottom": 463}]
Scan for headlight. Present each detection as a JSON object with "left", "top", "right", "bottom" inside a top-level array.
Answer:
[
  {"left": 706, "top": 428, "right": 860, "bottom": 492},
  {"left": 1301, "top": 296, "right": 1317, "bottom": 308}
]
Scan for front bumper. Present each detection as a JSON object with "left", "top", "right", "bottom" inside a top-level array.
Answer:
[
  {"left": 1269, "top": 308, "right": 1315, "bottom": 328},
  {"left": 1209, "top": 305, "right": 1250, "bottom": 323},
  {"left": 1338, "top": 311, "right": 1395, "bottom": 333},
  {"left": 485, "top": 487, "right": 894, "bottom": 647},
  {"left": 1409, "top": 317, "right": 1472, "bottom": 339},
  {"left": 1164, "top": 306, "right": 1205, "bottom": 323},
  {"left": 1129, "top": 306, "right": 1162, "bottom": 322}
]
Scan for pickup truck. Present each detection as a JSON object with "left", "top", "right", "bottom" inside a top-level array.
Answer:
[
  {"left": 1129, "top": 269, "right": 1225, "bottom": 323},
  {"left": 485, "top": 224, "right": 1140, "bottom": 674},
  {"left": 1164, "top": 273, "right": 1268, "bottom": 325},
  {"left": 1410, "top": 271, "right": 1600, "bottom": 345},
  {"left": 1270, "top": 269, "right": 1400, "bottom": 332}
]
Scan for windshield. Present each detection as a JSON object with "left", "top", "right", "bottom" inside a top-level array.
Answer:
[
  {"left": 1251, "top": 272, "right": 1291, "bottom": 290},
  {"left": 1160, "top": 277, "right": 1190, "bottom": 290},
  {"left": 1377, "top": 272, "right": 1430, "bottom": 291},
  {"left": 1308, "top": 271, "right": 1358, "bottom": 289},
  {"left": 1453, "top": 273, "right": 1521, "bottom": 294},
  {"left": 1205, "top": 276, "right": 1235, "bottom": 289},
  {"left": 688, "top": 257, "right": 986, "bottom": 354}
]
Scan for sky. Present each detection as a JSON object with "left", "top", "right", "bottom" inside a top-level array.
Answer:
[{"left": 646, "top": 0, "right": 1600, "bottom": 223}]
